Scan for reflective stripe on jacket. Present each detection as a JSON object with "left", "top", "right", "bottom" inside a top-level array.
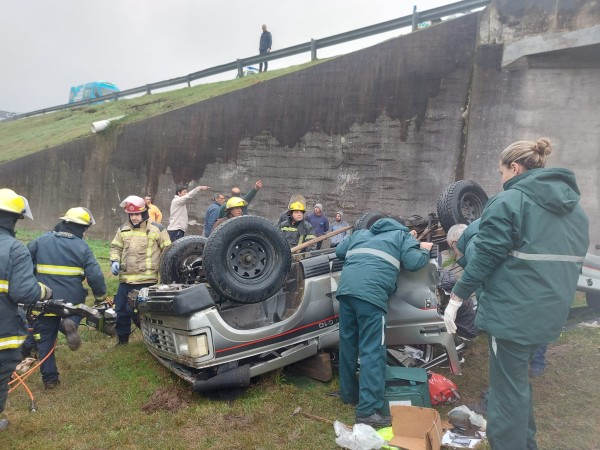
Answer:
[
  {"left": 110, "top": 220, "right": 171, "bottom": 284},
  {"left": 278, "top": 218, "right": 316, "bottom": 248},
  {"left": 335, "top": 218, "right": 430, "bottom": 312},
  {"left": 0, "top": 228, "right": 43, "bottom": 350},
  {"left": 452, "top": 168, "right": 589, "bottom": 344},
  {"left": 28, "top": 231, "right": 106, "bottom": 305}
]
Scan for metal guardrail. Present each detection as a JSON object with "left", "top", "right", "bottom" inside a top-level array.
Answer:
[{"left": 8, "top": 0, "right": 490, "bottom": 121}]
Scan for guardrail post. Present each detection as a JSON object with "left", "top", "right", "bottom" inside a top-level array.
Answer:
[
  {"left": 237, "top": 60, "right": 244, "bottom": 78},
  {"left": 412, "top": 5, "right": 419, "bottom": 31},
  {"left": 311, "top": 39, "right": 317, "bottom": 61},
  {"left": 187, "top": 75, "right": 191, "bottom": 88},
  {"left": 146, "top": 84, "right": 151, "bottom": 95}
]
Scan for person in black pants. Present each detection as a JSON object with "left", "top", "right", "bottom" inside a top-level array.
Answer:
[{"left": 259, "top": 24, "right": 272, "bottom": 72}]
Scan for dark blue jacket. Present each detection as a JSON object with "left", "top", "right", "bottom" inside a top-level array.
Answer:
[
  {"left": 259, "top": 31, "right": 272, "bottom": 52},
  {"left": 0, "top": 227, "right": 42, "bottom": 350},
  {"left": 204, "top": 201, "right": 221, "bottom": 237},
  {"left": 28, "top": 231, "right": 106, "bottom": 305},
  {"left": 307, "top": 212, "right": 329, "bottom": 236},
  {"left": 335, "top": 218, "right": 430, "bottom": 312}
]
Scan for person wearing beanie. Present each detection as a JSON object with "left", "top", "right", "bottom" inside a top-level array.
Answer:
[
  {"left": 307, "top": 203, "right": 329, "bottom": 250},
  {"left": 329, "top": 211, "right": 350, "bottom": 248}
]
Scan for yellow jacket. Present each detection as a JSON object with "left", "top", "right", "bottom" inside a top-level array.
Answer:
[
  {"left": 110, "top": 220, "right": 171, "bottom": 284},
  {"left": 147, "top": 203, "right": 162, "bottom": 224}
]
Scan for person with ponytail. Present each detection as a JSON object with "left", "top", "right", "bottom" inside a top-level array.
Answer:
[{"left": 446, "top": 138, "right": 589, "bottom": 449}]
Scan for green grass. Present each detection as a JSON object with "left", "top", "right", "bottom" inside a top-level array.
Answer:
[
  {"left": 0, "top": 60, "right": 327, "bottom": 164},
  {"left": 5, "top": 234, "right": 600, "bottom": 448}
]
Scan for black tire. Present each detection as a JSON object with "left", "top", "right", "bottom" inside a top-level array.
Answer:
[
  {"left": 354, "top": 211, "right": 388, "bottom": 232},
  {"left": 437, "top": 180, "right": 488, "bottom": 233},
  {"left": 203, "top": 216, "right": 292, "bottom": 304},
  {"left": 159, "top": 235, "right": 207, "bottom": 284},
  {"left": 587, "top": 292, "right": 600, "bottom": 311}
]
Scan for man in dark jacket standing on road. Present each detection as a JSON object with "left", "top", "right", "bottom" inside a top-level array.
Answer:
[
  {"left": 28, "top": 207, "right": 106, "bottom": 389},
  {"left": 259, "top": 24, "right": 272, "bottom": 72},
  {"left": 0, "top": 188, "right": 50, "bottom": 431},
  {"left": 335, "top": 218, "right": 432, "bottom": 427}
]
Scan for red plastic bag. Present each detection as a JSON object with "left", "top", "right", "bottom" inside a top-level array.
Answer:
[{"left": 428, "top": 372, "right": 460, "bottom": 405}]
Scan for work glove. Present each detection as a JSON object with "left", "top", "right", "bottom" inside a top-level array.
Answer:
[
  {"left": 443, "top": 295, "right": 463, "bottom": 334},
  {"left": 110, "top": 261, "right": 120, "bottom": 276},
  {"left": 39, "top": 282, "right": 53, "bottom": 300}
]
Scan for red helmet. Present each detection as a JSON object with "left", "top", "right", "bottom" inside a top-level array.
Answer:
[{"left": 119, "top": 195, "right": 146, "bottom": 214}]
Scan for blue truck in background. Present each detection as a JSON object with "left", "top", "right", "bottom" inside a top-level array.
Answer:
[{"left": 69, "top": 81, "right": 120, "bottom": 104}]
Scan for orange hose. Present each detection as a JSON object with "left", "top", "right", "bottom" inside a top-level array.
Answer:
[{"left": 9, "top": 340, "right": 56, "bottom": 391}]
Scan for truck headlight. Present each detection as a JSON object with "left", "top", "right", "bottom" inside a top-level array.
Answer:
[{"left": 175, "top": 334, "right": 209, "bottom": 358}]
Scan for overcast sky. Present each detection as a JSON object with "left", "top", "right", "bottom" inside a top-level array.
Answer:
[{"left": 1, "top": 0, "right": 461, "bottom": 113}]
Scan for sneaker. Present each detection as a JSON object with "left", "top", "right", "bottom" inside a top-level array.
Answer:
[
  {"left": 61, "top": 319, "right": 81, "bottom": 351},
  {"left": 529, "top": 366, "right": 545, "bottom": 378},
  {"left": 355, "top": 412, "right": 392, "bottom": 428},
  {"left": 44, "top": 379, "right": 61, "bottom": 390},
  {"left": 0, "top": 418, "right": 9, "bottom": 430}
]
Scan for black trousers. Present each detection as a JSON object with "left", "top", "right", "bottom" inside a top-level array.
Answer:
[
  {"left": 0, "top": 348, "right": 22, "bottom": 413},
  {"left": 259, "top": 50, "right": 269, "bottom": 72}
]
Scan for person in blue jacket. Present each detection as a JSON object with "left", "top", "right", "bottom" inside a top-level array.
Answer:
[
  {"left": 335, "top": 218, "right": 432, "bottom": 427},
  {"left": 0, "top": 188, "right": 51, "bottom": 431},
  {"left": 447, "top": 138, "right": 589, "bottom": 450},
  {"left": 28, "top": 207, "right": 106, "bottom": 389}
]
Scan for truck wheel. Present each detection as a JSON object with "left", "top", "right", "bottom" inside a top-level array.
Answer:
[
  {"left": 203, "top": 216, "right": 292, "bottom": 304},
  {"left": 159, "top": 235, "right": 207, "bottom": 284},
  {"left": 587, "top": 292, "right": 600, "bottom": 311},
  {"left": 354, "top": 211, "right": 387, "bottom": 232},
  {"left": 437, "top": 180, "right": 488, "bottom": 232}
]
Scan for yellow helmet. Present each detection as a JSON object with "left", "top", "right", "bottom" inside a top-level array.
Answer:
[
  {"left": 288, "top": 201, "right": 306, "bottom": 212},
  {"left": 60, "top": 207, "right": 95, "bottom": 226},
  {"left": 0, "top": 188, "right": 33, "bottom": 220},
  {"left": 226, "top": 197, "right": 248, "bottom": 210}
]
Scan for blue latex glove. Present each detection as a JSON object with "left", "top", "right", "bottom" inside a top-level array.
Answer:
[{"left": 111, "top": 261, "right": 120, "bottom": 276}]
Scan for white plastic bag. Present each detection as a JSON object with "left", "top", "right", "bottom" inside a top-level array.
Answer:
[{"left": 334, "top": 420, "right": 386, "bottom": 450}]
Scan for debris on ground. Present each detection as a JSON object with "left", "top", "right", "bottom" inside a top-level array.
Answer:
[{"left": 141, "top": 386, "right": 191, "bottom": 413}]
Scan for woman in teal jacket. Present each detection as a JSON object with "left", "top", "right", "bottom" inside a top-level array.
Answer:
[{"left": 447, "top": 138, "right": 589, "bottom": 450}]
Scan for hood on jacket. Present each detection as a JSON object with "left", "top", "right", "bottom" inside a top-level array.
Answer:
[
  {"left": 457, "top": 218, "right": 480, "bottom": 256},
  {"left": 370, "top": 218, "right": 409, "bottom": 234},
  {"left": 0, "top": 211, "right": 18, "bottom": 236},
  {"left": 335, "top": 211, "right": 343, "bottom": 220},
  {"left": 505, "top": 168, "right": 581, "bottom": 215}
]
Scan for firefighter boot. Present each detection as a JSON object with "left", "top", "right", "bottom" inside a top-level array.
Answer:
[
  {"left": 60, "top": 318, "right": 82, "bottom": 351},
  {"left": 116, "top": 335, "right": 129, "bottom": 346}
]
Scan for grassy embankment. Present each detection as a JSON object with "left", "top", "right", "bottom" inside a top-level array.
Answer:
[
  {"left": 4, "top": 232, "right": 599, "bottom": 449},
  {"left": 0, "top": 60, "right": 326, "bottom": 164}
]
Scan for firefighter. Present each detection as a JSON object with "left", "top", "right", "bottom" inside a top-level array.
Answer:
[
  {"left": 110, "top": 196, "right": 171, "bottom": 346},
  {"left": 211, "top": 197, "right": 247, "bottom": 230},
  {"left": 27, "top": 207, "right": 107, "bottom": 389},
  {"left": 278, "top": 198, "right": 316, "bottom": 248},
  {"left": 0, "top": 189, "right": 51, "bottom": 430}
]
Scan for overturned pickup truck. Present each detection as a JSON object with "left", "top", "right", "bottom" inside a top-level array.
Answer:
[{"left": 137, "top": 181, "right": 489, "bottom": 393}]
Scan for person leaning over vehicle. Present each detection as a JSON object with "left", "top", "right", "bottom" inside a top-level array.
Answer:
[
  {"left": 0, "top": 189, "right": 51, "bottom": 431},
  {"left": 167, "top": 184, "right": 209, "bottom": 242},
  {"left": 212, "top": 197, "right": 247, "bottom": 231},
  {"left": 447, "top": 138, "right": 589, "bottom": 450},
  {"left": 27, "top": 207, "right": 106, "bottom": 390},
  {"left": 110, "top": 196, "right": 171, "bottom": 346},
  {"left": 335, "top": 217, "right": 433, "bottom": 428},
  {"left": 218, "top": 180, "right": 262, "bottom": 219},
  {"left": 278, "top": 199, "right": 316, "bottom": 248}
]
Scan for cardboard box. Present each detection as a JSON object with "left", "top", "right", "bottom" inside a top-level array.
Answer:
[{"left": 388, "top": 405, "right": 443, "bottom": 450}]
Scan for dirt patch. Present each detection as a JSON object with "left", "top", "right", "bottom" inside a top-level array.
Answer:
[{"left": 141, "top": 386, "right": 191, "bottom": 414}]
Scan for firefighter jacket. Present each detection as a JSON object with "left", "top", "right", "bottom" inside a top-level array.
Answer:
[
  {"left": 110, "top": 220, "right": 171, "bottom": 284},
  {"left": 0, "top": 227, "right": 44, "bottom": 350},
  {"left": 335, "top": 218, "right": 430, "bottom": 313},
  {"left": 278, "top": 217, "right": 316, "bottom": 248},
  {"left": 452, "top": 168, "right": 589, "bottom": 344},
  {"left": 28, "top": 231, "right": 106, "bottom": 305}
]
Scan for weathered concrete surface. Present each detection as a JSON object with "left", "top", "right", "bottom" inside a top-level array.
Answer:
[{"left": 1, "top": 0, "right": 598, "bottom": 250}]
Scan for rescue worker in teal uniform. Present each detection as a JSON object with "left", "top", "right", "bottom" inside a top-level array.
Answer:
[
  {"left": 335, "top": 218, "right": 432, "bottom": 428},
  {"left": 446, "top": 138, "right": 589, "bottom": 450},
  {"left": 0, "top": 189, "right": 51, "bottom": 431}
]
